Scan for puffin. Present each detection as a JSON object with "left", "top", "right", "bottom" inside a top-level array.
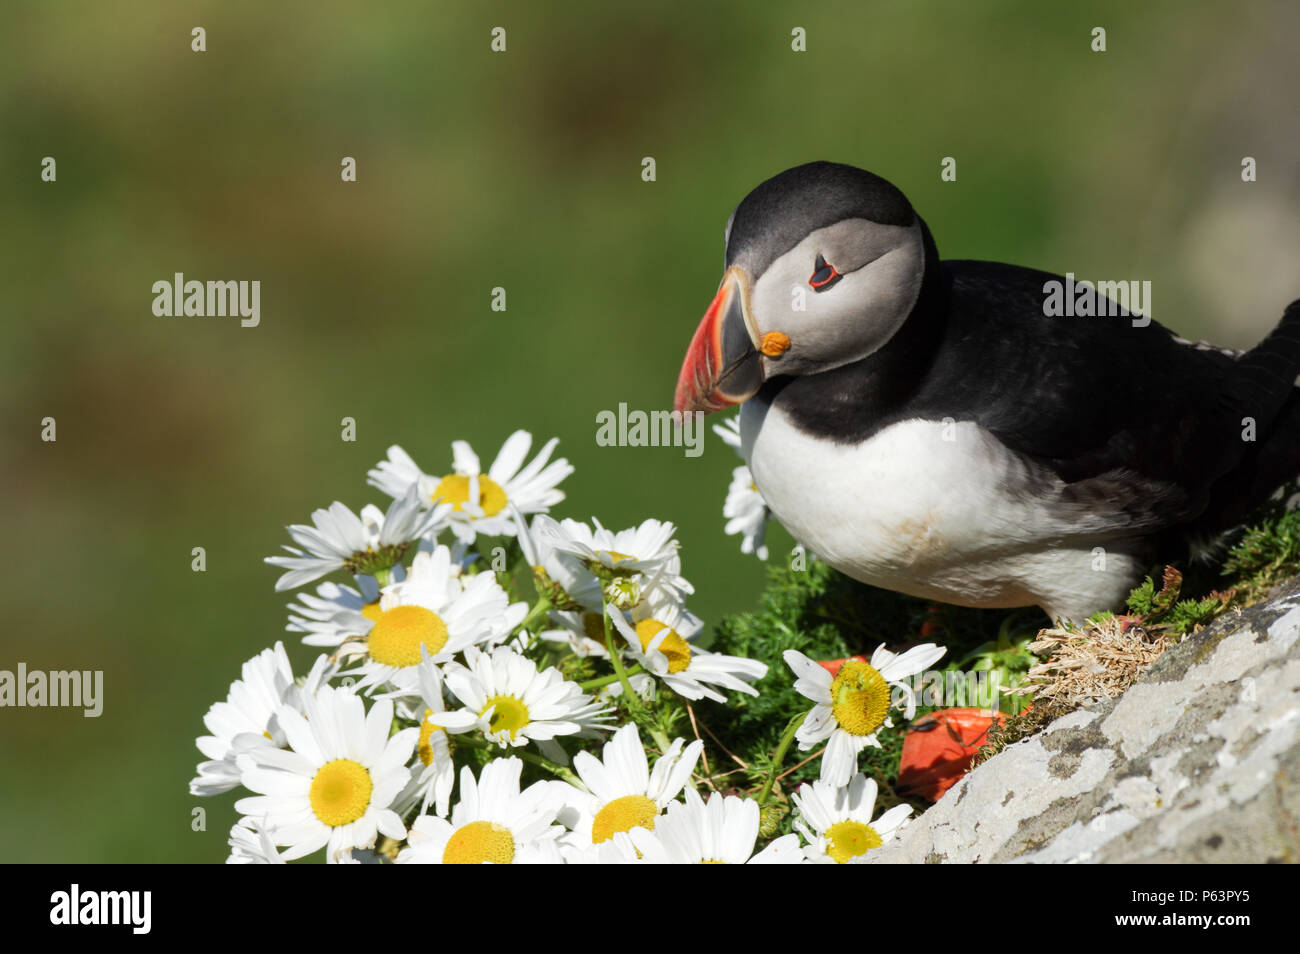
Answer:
[{"left": 674, "top": 161, "right": 1300, "bottom": 623}]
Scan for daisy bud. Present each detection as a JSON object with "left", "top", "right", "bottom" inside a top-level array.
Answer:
[
  {"left": 532, "top": 565, "right": 583, "bottom": 612},
  {"left": 343, "top": 542, "right": 410, "bottom": 578},
  {"left": 603, "top": 577, "right": 641, "bottom": 611},
  {"left": 758, "top": 801, "right": 787, "bottom": 841}
]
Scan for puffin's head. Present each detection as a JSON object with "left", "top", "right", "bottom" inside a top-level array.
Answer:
[{"left": 673, "top": 161, "right": 929, "bottom": 414}]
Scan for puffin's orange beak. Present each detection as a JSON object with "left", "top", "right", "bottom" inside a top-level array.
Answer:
[{"left": 673, "top": 266, "right": 764, "bottom": 414}]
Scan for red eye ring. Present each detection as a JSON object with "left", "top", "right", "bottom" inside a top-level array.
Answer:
[{"left": 809, "top": 253, "right": 841, "bottom": 291}]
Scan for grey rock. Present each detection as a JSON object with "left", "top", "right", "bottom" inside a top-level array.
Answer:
[{"left": 866, "top": 578, "right": 1300, "bottom": 863}]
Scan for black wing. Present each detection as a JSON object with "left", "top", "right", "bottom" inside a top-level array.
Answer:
[{"left": 926, "top": 261, "right": 1297, "bottom": 536}]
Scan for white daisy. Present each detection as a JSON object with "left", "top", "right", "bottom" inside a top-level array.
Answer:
[
  {"left": 538, "top": 517, "right": 693, "bottom": 607},
  {"left": 325, "top": 546, "right": 526, "bottom": 694},
  {"left": 443, "top": 645, "right": 612, "bottom": 751},
  {"left": 225, "top": 817, "right": 286, "bottom": 865},
  {"left": 285, "top": 544, "right": 475, "bottom": 655},
  {"left": 559, "top": 831, "right": 643, "bottom": 864},
  {"left": 630, "top": 788, "right": 802, "bottom": 864},
  {"left": 792, "top": 773, "right": 912, "bottom": 864},
  {"left": 285, "top": 575, "right": 383, "bottom": 648},
  {"left": 712, "top": 415, "right": 744, "bottom": 452},
  {"left": 368, "top": 431, "right": 573, "bottom": 544},
  {"left": 561, "top": 724, "right": 703, "bottom": 846},
  {"left": 236, "top": 684, "right": 418, "bottom": 862},
  {"left": 535, "top": 609, "right": 658, "bottom": 704},
  {"left": 515, "top": 512, "right": 604, "bottom": 612},
  {"left": 629, "top": 590, "right": 705, "bottom": 639},
  {"left": 265, "top": 486, "right": 449, "bottom": 591},
  {"left": 607, "top": 605, "right": 766, "bottom": 704},
  {"left": 391, "top": 654, "right": 479, "bottom": 818},
  {"left": 541, "top": 610, "right": 612, "bottom": 659},
  {"left": 749, "top": 832, "right": 807, "bottom": 864},
  {"left": 190, "top": 643, "right": 334, "bottom": 796},
  {"left": 538, "top": 622, "right": 658, "bottom": 707},
  {"left": 783, "top": 642, "right": 946, "bottom": 787},
  {"left": 723, "top": 465, "right": 771, "bottom": 560},
  {"left": 714, "top": 418, "right": 772, "bottom": 560},
  {"left": 396, "top": 757, "right": 564, "bottom": 864},
  {"left": 592, "top": 672, "right": 657, "bottom": 704}
]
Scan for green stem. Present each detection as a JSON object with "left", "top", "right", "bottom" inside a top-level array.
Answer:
[
  {"left": 372, "top": 566, "right": 392, "bottom": 587},
  {"left": 648, "top": 726, "right": 672, "bottom": 754},
  {"left": 514, "top": 595, "right": 553, "bottom": 637},
  {"left": 517, "top": 749, "right": 585, "bottom": 789},
  {"left": 757, "top": 711, "right": 807, "bottom": 806},
  {"left": 579, "top": 664, "right": 644, "bottom": 691},
  {"left": 603, "top": 602, "right": 640, "bottom": 707}
]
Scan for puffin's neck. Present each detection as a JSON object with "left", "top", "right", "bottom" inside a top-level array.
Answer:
[{"left": 756, "top": 220, "right": 949, "bottom": 443}]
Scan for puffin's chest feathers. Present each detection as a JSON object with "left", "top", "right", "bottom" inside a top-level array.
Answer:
[{"left": 741, "top": 401, "right": 1080, "bottom": 603}]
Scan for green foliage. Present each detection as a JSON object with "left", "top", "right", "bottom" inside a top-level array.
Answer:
[
  {"left": 1118, "top": 565, "right": 1184, "bottom": 620},
  {"left": 1121, "top": 576, "right": 1158, "bottom": 618},
  {"left": 1221, "top": 503, "right": 1300, "bottom": 600},
  {"left": 709, "top": 562, "right": 850, "bottom": 748},
  {"left": 1100, "top": 493, "right": 1300, "bottom": 641},
  {"left": 1162, "top": 595, "right": 1233, "bottom": 635},
  {"left": 703, "top": 559, "right": 1040, "bottom": 813},
  {"left": 1105, "top": 566, "right": 1231, "bottom": 637},
  {"left": 555, "top": 652, "right": 598, "bottom": 684},
  {"left": 945, "top": 615, "right": 1040, "bottom": 710}
]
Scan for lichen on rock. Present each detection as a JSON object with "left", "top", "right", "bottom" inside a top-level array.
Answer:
[{"left": 865, "top": 576, "right": 1300, "bottom": 863}]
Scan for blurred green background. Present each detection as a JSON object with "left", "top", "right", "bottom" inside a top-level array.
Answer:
[{"left": 2, "top": 1, "right": 1298, "bottom": 862}]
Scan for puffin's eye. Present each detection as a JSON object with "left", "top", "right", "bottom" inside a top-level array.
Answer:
[{"left": 809, "top": 254, "right": 841, "bottom": 291}]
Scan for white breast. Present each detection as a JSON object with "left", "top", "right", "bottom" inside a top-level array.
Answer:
[{"left": 739, "top": 401, "right": 1144, "bottom": 621}]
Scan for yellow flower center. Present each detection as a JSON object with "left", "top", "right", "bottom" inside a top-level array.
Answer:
[
  {"left": 591, "top": 795, "right": 658, "bottom": 843},
  {"left": 482, "top": 694, "right": 531, "bottom": 739},
  {"left": 602, "top": 550, "right": 634, "bottom": 564},
  {"left": 308, "top": 759, "right": 373, "bottom": 827},
  {"left": 417, "top": 708, "right": 443, "bottom": 767},
  {"left": 829, "top": 659, "right": 892, "bottom": 737},
  {"left": 367, "top": 605, "right": 449, "bottom": 667},
  {"left": 443, "top": 820, "right": 515, "bottom": 864},
  {"left": 432, "top": 473, "right": 508, "bottom": 517},
  {"left": 634, "top": 619, "right": 692, "bottom": 674},
  {"left": 699, "top": 859, "right": 727, "bottom": 864},
  {"left": 824, "top": 820, "right": 883, "bottom": 863},
  {"left": 360, "top": 601, "right": 384, "bottom": 623}
]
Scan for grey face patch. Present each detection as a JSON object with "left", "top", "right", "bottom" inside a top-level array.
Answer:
[
  {"left": 748, "top": 218, "right": 927, "bottom": 375},
  {"left": 724, "top": 161, "right": 915, "bottom": 279},
  {"left": 804, "top": 217, "right": 909, "bottom": 278}
]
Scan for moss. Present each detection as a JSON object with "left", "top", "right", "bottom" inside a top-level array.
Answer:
[{"left": 1220, "top": 495, "right": 1300, "bottom": 603}]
